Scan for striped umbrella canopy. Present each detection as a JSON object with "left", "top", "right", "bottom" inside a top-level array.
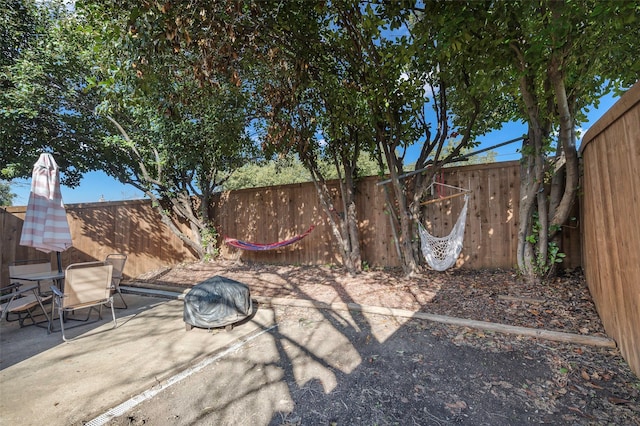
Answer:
[{"left": 20, "top": 153, "right": 73, "bottom": 269}]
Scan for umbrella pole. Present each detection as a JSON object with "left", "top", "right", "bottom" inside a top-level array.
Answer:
[{"left": 56, "top": 252, "right": 62, "bottom": 273}]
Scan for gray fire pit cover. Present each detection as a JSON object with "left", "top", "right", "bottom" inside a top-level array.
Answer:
[{"left": 183, "top": 276, "right": 252, "bottom": 329}]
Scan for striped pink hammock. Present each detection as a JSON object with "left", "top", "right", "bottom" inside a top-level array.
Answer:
[{"left": 224, "top": 225, "right": 315, "bottom": 251}]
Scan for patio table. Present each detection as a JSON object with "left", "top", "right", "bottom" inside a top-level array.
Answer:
[
  {"left": 9, "top": 270, "right": 65, "bottom": 331},
  {"left": 9, "top": 270, "right": 65, "bottom": 295}
]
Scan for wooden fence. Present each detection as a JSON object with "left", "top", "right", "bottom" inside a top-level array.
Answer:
[
  {"left": 2, "top": 160, "right": 582, "bottom": 288},
  {"left": 1, "top": 200, "right": 196, "bottom": 286},
  {"left": 580, "top": 81, "right": 640, "bottom": 377},
  {"left": 215, "top": 161, "right": 581, "bottom": 269}
]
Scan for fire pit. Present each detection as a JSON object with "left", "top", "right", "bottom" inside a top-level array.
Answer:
[{"left": 183, "top": 276, "right": 252, "bottom": 331}]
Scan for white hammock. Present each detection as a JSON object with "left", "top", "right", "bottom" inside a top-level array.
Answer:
[{"left": 417, "top": 194, "right": 469, "bottom": 271}]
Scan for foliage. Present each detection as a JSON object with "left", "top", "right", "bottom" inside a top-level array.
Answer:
[
  {"left": 224, "top": 153, "right": 383, "bottom": 190},
  {"left": 3, "top": 1, "right": 637, "bottom": 274},
  {"left": 525, "top": 211, "right": 567, "bottom": 277},
  {"left": 95, "top": 68, "right": 255, "bottom": 200},
  {"left": 411, "top": 0, "right": 639, "bottom": 281},
  {"left": 81, "top": 3, "right": 257, "bottom": 259},
  {"left": 0, "top": 0, "right": 108, "bottom": 186},
  {"left": 200, "top": 225, "right": 219, "bottom": 262},
  {"left": 2, "top": 0, "right": 262, "bottom": 260},
  {"left": 0, "top": 0, "right": 37, "bottom": 67},
  {"left": 0, "top": 181, "right": 16, "bottom": 206},
  {"left": 224, "top": 157, "right": 310, "bottom": 191},
  {"left": 323, "top": 3, "right": 507, "bottom": 274},
  {"left": 236, "top": 1, "right": 385, "bottom": 273}
]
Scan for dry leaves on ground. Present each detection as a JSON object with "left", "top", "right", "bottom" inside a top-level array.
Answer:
[{"left": 134, "top": 261, "right": 605, "bottom": 337}]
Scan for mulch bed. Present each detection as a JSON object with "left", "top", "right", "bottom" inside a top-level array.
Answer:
[{"left": 133, "top": 262, "right": 605, "bottom": 336}]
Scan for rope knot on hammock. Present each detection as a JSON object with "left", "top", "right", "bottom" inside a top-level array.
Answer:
[{"left": 417, "top": 193, "right": 469, "bottom": 271}]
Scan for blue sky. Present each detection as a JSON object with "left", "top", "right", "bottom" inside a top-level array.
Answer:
[{"left": 9, "top": 93, "right": 619, "bottom": 206}]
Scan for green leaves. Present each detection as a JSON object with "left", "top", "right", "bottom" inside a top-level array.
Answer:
[
  {"left": 1, "top": 1, "right": 108, "bottom": 185},
  {"left": 0, "top": 180, "right": 16, "bottom": 206}
]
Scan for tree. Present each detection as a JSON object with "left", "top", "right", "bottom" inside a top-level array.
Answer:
[
  {"left": 73, "top": 0, "right": 302, "bottom": 261},
  {"left": 100, "top": 0, "right": 502, "bottom": 275},
  {"left": 0, "top": 181, "right": 15, "bottom": 205},
  {"left": 224, "top": 157, "right": 311, "bottom": 191},
  {"left": 100, "top": 87, "right": 254, "bottom": 260},
  {"left": 414, "top": 0, "right": 639, "bottom": 281},
  {"left": 223, "top": 153, "right": 382, "bottom": 191},
  {"left": 252, "top": 1, "right": 385, "bottom": 274},
  {"left": 104, "top": 0, "right": 381, "bottom": 273},
  {"left": 83, "top": 7, "right": 256, "bottom": 260},
  {"left": 0, "top": 0, "right": 109, "bottom": 186},
  {"left": 332, "top": 2, "right": 506, "bottom": 275},
  {"left": 22, "top": 0, "right": 632, "bottom": 278},
  {"left": 3, "top": 0, "right": 259, "bottom": 260}
]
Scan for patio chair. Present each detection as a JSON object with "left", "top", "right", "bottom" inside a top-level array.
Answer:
[
  {"left": 51, "top": 261, "right": 116, "bottom": 342},
  {"left": 105, "top": 253, "right": 128, "bottom": 309},
  {"left": 9, "top": 259, "right": 55, "bottom": 295},
  {"left": 1, "top": 283, "right": 51, "bottom": 329}
]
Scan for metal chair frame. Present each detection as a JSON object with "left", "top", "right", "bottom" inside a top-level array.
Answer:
[
  {"left": 105, "top": 253, "right": 128, "bottom": 309},
  {"left": 1, "top": 283, "right": 51, "bottom": 330},
  {"left": 51, "top": 261, "right": 116, "bottom": 342}
]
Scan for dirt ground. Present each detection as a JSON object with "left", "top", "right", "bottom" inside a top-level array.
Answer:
[{"left": 123, "top": 261, "right": 640, "bottom": 425}]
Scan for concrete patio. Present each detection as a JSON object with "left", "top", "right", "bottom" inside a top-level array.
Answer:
[{"left": 0, "top": 289, "right": 276, "bottom": 425}]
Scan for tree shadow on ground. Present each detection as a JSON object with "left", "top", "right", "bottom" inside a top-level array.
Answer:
[{"left": 164, "top": 264, "right": 639, "bottom": 425}]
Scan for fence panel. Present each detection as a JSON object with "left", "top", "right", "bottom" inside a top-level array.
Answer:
[
  {"left": 213, "top": 161, "right": 580, "bottom": 269},
  {"left": 580, "top": 82, "right": 640, "bottom": 377},
  {"left": 1, "top": 200, "right": 197, "bottom": 286}
]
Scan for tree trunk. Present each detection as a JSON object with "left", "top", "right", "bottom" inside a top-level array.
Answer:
[
  {"left": 518, "top": 54, "right": 580, "bottom": 281},
  {"left": 143, "top": 190, "right": 205, "bottom": 259},
  {"left": 515, "top": 75, "right": 548, "bottom": 281},
  {"left": 304, "top": 154, "right": 362, "bottom": 275},
  {"left": 342, "top": 171, "right": 362, "bottom": 271},
  {"left": 517, "top": 146, "right": 539, "bottom": 279},
  {"left": 548, "top": 64, "right": 579, "bottom": 237},
  {"left": 380, "top": 140, "right": 420, "bottom": 276},
  {"left": 107, "top": 115, "right": 207, "bottom": 260}
]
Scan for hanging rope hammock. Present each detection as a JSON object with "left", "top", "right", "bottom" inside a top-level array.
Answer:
[
  {"left": 224, "top": 225, "right": 315, "bottom": 251},
  {"left": 417, "top": 182, "right": 471, "bottom": 271}
]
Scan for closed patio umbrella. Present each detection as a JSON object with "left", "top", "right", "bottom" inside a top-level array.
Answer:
[{"left": 19, "top": 153, "right": 73, "bottom": 272}]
